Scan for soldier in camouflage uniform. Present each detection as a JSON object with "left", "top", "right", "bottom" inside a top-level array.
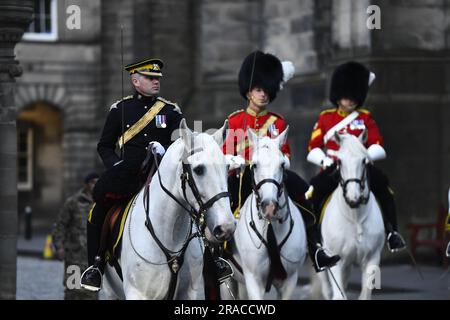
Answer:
[{"left": 52, "top": 172, "right": 99, "bottom": 300}]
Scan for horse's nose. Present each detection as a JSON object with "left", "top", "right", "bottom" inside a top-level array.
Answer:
[
  {"left": 261, "top": 199, "right": 278, "bottom": 219},
  {"left": 213, "top": 221, "right": 236, "bottom": 242},
  {"left": 347, "top": 199, "right": 360, "bottom": 208}
]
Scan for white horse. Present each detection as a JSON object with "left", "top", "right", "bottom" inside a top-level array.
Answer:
[
  {"left": 316, "top": 132, "right": 385, "bottom": 300},
  {"left": 223, "top": 127, "right": 307, "bottom": 300},
  {"left": 101, "top": 119, "right": 236, "bottom": 299}
]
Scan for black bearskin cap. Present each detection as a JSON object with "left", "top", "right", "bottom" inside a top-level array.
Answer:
[
  {"left": 238, "top": 51, "right": 284, "bottom": 102},
  {"left": 329, "top": 61, "right": 371, "bottom": 107}
]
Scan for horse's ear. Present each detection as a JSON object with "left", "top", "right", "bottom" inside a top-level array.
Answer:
[
  {"left": 179, "top": 118, "right": 193, "bottom": 147},
  {"left": 212, "top": 119, "right": 228, "bottom": 146},
  {"left": 275, "top": 125, "right": 289, "bottom": 149},
  {"left": 359, "top": 128, "right": 368, "bottom": 144},
  {"left": 247, "top": 127, "right": 258, "bottom": 146}
]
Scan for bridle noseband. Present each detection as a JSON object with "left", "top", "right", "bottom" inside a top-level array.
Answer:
[
  {"left": 250, "top": 163, "right": 286, "bottom": 220},
  {"left": 337, "top": 159, "right": 370, "bottom": 207},
  {"left": 180, "top": 158, "right": 230, "bottom": 234}
]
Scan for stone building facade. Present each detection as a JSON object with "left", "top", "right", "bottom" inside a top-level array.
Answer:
[{"left": 13, "top": 0, "right": 450, "bottom": 240}]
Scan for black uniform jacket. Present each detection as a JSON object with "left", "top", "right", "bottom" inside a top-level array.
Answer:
[{"left": 94, "top": 92, "right": 183, "bottom": 203}]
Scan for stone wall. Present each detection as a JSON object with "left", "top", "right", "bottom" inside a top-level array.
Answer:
[{"left": 16, "top": 0, "right": 102, "bottom": 206}]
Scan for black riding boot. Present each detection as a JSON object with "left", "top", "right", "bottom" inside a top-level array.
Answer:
[
  {"left": 369, "top": 166, "right": 406, "bottom": 252},
  {"left": 306, "top": 223, "right": 340, "bottom": 272},
  {"left": 293, "top": 200, "right": 340, "bottom": 273},
  {"left": 285, "top": 169, "right": 341, "bottom": 273},
  {"left": 376, "top": 190, "right": 406, "bottom": 252},
  {"left": 81, "top": 204, "right": 108, "bottom": 292}
]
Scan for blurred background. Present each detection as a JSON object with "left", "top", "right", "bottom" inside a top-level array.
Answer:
[{"left": 1, "top": 0, "right": 449, "bottom": 299}]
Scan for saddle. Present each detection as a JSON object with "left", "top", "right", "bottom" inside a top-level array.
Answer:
[{"left": 98, "top": 196, "right": 136, "bottom": 279}]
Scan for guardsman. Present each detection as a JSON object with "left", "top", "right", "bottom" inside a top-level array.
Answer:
[
  {"left": 306, "top": 61, "right": 406, "bottom": 252},
  {"left": 80, "top": 58, "right": 184, "bottom": 291},
  {"left": 223, "top": 51, "right": 340, "bottom": 273},
  {"left": 52, "top": 172, "right": 99, "bottom": 300}
]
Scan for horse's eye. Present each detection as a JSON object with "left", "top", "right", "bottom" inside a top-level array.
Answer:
[
  {"left": 193, "top": 165, "right": 205, "bottom": 176},
  {"left": 251, "top": 163, "right": 257, "bottom": 170}
]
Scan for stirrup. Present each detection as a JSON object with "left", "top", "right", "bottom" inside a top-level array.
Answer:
[
  {"left": 215, "top": 257, "right": 234, "bottom": 284},
  {"left": 445, "top": 241, "right": 449, "bottom": 258},
  {"left": 386, "top": 231, "right": 406, "bottom": 253},
  {"left": 80, "top": 265, "right": 102, "bottom": 292}
]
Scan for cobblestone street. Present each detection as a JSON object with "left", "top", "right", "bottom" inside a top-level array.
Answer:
[
  {"left": 17, "top": 256, "right": 64, "bottom": 300},
  {"left": 17, "top": 255, "right": 449, "bottom": 300}
]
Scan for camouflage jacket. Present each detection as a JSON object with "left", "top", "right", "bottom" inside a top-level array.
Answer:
[{"left": 52, "top": 188, "right": 93, "bottom": 265}]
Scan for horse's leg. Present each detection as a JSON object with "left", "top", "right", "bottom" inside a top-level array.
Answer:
[
  {"left": 124, "top": 286, "right": 148, "bottom": 300},
  {"left": 243, "top": 272, "right": 265, "bottom": 300},
  {"left": 328, "top": 263, "right": 347, "bottom": 300},
  {"left": 276, "top": 272, "right": 298, "bottom": 300},
  {"left": 359, "top": 254, "right": 381, "bottom": 300},
  {"left": 237, "top": 281, "right": 248, "bottom": 299}
]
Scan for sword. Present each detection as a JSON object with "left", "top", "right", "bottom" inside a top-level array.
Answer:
[
  {"left": 222, "top": 279, "right": 236, "bottom": 300},
  {"left": 406, "top": 248, "right": 425, "bottom": 281},
  {"left": 326, "top": 267, "right": 346, "bottom": 299}
]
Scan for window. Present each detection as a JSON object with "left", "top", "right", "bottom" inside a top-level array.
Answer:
[
  {"left": 17, "top": 127, "right": 34, "bottom": 191},
  {"left": 23, "top": 0, "right": 58, "bottom": 41}
]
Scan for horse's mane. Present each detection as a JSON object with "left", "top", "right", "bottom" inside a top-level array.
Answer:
[{"left": 337, "top": 134, "right": 368, "bottom": 159}]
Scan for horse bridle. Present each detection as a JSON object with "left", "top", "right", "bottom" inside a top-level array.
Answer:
[
  {"left": 337, "top": 159, "right": 370, "bottom": 207},
  {"left": 250, "top": 163, "right": 287, "bottom": 221},
  {"left": 141, "top": 144, "right": 229, "bottom": 300},
  {"left": 180, "top": 156, "right": 230, "bottom": 234}
]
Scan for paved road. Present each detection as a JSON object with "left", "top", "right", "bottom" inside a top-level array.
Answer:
[{"left": 17, "top": 255, "right": 449, "bottom": 300}]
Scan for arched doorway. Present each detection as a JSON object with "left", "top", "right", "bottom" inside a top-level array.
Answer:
[{"left": 17, "top": 102, "right": 63, "bottom": 235}]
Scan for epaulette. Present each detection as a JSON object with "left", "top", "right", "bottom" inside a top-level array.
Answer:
[
  {"left": 269, "top": 111, "right": 285, "bottom": 120},
  {"left": 228, "top": 109, "right": 244, "bottom": 118},
  {"left": 357, "top": 108, "right": 371, "bottom": 115},
  {"left": 157, "top": 97, "right": 182, "bottom": 114},
  {"left": 319, "top": 107, "right": 337, "bottom": 116},
  {"left": 109, "top": 95, "right": 133, "bottom": 110}
]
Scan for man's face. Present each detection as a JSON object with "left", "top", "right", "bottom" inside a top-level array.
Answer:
[
  {"left": 338, "top": 98, "right": 357, "bottom": 113},
  {"left": 247, "top": 87, "right": 269, "bottom": 107},
  {"left": 132, "top": 74, "right": 161, "bottom": 96}
]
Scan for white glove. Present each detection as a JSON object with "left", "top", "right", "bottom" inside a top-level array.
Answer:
[
  {"left": 149, "top": 141, "right": 165, "bottom": 156},
  {"left": 225, "top": 154, "right": 246, "bottom": 170},
  {"left": 321, "top": 157, "right": 334, "bottom": 168},
  {"left": 307, "top": 148, "right": 334, "bottom": 169},
  {"left": 367, "top": 144, "right": 386, "bottom": 162}
]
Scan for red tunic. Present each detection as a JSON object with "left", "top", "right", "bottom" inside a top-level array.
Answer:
[
  {"left": 223, "top": 107, "right": 291, "bottom": 162},
  {"left": 308, "top": 107, "right": 384, "bottom": 157}
]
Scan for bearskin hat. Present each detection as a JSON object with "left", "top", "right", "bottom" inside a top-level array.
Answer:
[
  {"left": 329, "top": 61, "right": 372, "bottom": 107},
  {"left": 238, "top": 51, "right": 285, "bottom": 102}
]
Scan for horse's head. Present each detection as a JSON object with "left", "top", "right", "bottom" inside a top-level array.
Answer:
[
  {"left": 335, "top": 130, "right": 370, "bottom": 209},
  {"left": 178, "top": 119, "right": 236, "bottom": 244},
  {"left": 247, "top": 126, "right": 290, "bottom": 221}
]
